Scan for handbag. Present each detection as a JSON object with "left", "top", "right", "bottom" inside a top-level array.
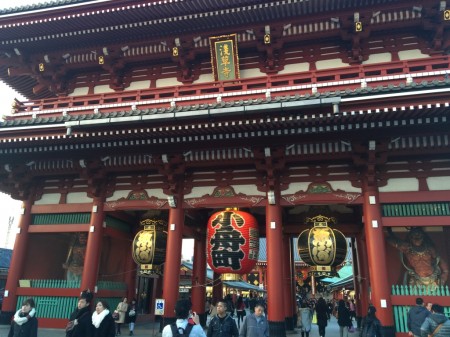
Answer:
[
  {"left": 65, "top": 320, "right": 75, "bottom": 333},
  {"left": 129, "top": 309, "right": 136, "bottom": 317},
  {"left": 112, "top": 310, "right": 120, "bottom": 320},
  {"left": 429, "top": 323, "right": 444, "bottom": 337},
  {"left": 66, "top": 311, "right": 89, "bottom": 332},
  {"left": 348, "top": 325, "right": 355, "bottom": 333}
]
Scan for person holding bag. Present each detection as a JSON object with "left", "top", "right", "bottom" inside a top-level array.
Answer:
[
  {"left": 297, "top": 302, "right": 313, "bottom": 337},
  {"left": 66, "top": 289, "right": 94, "bottom": 337},
  {"left": 420, "top": 304, "right": 450, "bottom": 337},
  {"left": 125, "top": 299, "right": 137, "bottom": 336},
  {"left": 114, "top": 297, "right": 128, "bottom": 336}
]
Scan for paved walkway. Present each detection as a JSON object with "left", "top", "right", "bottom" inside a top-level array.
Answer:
[{"left": 0, "top": 316, "right": 358, "bottom": 337}]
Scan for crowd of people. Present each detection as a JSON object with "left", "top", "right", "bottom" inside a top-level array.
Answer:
[{"left": 6, "top": 291, "right": 450, "bottom": 337}]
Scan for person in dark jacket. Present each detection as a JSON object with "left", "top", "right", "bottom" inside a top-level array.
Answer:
[
  {"left": 92, "top": 299, "right": 116, "bottom": 337},
  {"left": 420, "top": 304, "right": 450, "bottom": 337},
  {"left": 407, "top": 298, "right": 430, "bottom": 337},
  {"left": 66, "top": 289, "right": 94, "bottom": 337},
  {"left": 207, "top": 300, "right": 239, "bottom": 337},
  {"left": 125, "top": 299, "right": 138, "bottom": 336},
  {"left": 337, "top": 299, "right": 352, "bottom": 337},
  {"left": 315, "top": 297, "right": 330, "bottom": 337},
  {"left": 360, "top": 306, "right": 383, "bottom": 337},
  {"left": 239, "top": 302, "right": 268, "bottom": 337},
  {"left": 8, "top": 297, "right": 38, "bottom": 337}
]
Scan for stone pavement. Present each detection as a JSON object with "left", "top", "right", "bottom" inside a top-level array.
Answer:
[{"left": 0, "top": 315, "right": 359, "bottom": 337}]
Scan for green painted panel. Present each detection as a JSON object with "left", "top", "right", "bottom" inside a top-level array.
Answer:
[
  {"left": 105, "top": 216, "right": 131, "bottom": 233},
  {"left": 31, "top": 213, "right": 91, "bottom": 225},
  {"left": 382, "top": 203, "right": 450, "bottom": 217},
  {"left": 16, "top": 296, "right": 78, "bottom": 319}
]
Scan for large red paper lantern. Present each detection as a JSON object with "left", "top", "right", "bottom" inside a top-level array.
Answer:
[{"left": 207, "top": 209, "right": 259, "bottom": 274}]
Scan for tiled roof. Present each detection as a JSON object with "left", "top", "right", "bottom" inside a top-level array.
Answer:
[
  {"left": 2, "top": 79, "right": 448, "bottom": 129},
  {"left": 0, "top": 0, "right": 90, "bottom": 14}
]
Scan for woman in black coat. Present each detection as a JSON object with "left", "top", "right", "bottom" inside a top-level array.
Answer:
[
  {"left": 337, "top": 299, "right": 352, "bottom": 337},
  {"left": 66, "top": 289, "right": 94, "bottom": 337},
  {"left": 92, "top": 300, "right": 116, "bottom": 337},
  {"left": 8, "top": 298, "right": 38, "bottom": 337},
  {"left": 315, "top": 297, "right": 330, "bottom": 337}
]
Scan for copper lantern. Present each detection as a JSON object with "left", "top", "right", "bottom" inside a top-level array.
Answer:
[
  {"left": 297, "top": 215, "right": 347, "bottom": 277},
  {"left": 132, "top": 218, "right": 167, "bottom": 274}
]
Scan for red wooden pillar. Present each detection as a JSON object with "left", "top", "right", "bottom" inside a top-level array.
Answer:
[
  {"left": 282, "top": 235, "right": 294, "bottom": 330},
  {"left": 362, "top": 180, "right": 395, "bottom": 336},
  {"left": 81, "top": 198, "right": 105, "bottom": 292},
  {"left": 266, "top": 197, "right": 286, "bottom": 337},
  {"left": 350, "top": 237, "right": 362, "bottom": 327},
  {"left": 258, "top": 266, "right": 264, "bottom": 287},
  {"left": 125, "top": 248, "right": 137, "bottom": 302},
  {"left": 162, "top": 203, "right": 184, "bottom": 324},
  {"left": 192, "top": 236, "right": 207, "bottom": 322},
  {"left": 212, "top": 272, "right": 222, "bottom": 301},
  {"left": 2, "top": 199, "right": 32, "bottom": 312},
  {"left": 355, "top": 234, "right": 370, "bottom": 324}
]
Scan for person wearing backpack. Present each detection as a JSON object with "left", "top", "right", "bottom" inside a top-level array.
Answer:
[
  {"left": 420, "top": 304, "right": 450, "bottom": 337},
  {"left": 207, "top": 300, "right": 239, "bottom": 337},
  {"left": 359, "top": 306, "right": 383, "bottom": 337},
  {"left": 162, "top": 299, "right": 206, "bottom": 337}
]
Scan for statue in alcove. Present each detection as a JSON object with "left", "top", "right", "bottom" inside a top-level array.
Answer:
[
  {"left": 63, "top": 232, "right": 88, "bottom": 282},
  {"left": 386, "top": 227, "right": 448, "bottom": 288}
]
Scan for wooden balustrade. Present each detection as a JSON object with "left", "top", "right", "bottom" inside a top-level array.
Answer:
[{"left": 9, "top": 55, "right": 450, "bottom": 120}]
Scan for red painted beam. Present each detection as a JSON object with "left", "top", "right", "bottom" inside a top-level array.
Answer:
[
  {"left": 27, "top": 224, "right": 90, "bottom": 233},
  {"left": 390, "top": 295, "right": 450, "bottom": 306},
  {"left": 379, "top": 191, "right": 450, "bottom": 203},
  {"left": 382, "top": 216, "right": 450, "bottom": 227},
  {"left": 31, "top": 204, "right": 93, "bottom": 213}
]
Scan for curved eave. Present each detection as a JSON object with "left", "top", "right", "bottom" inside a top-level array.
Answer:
[{"left": 0, "top": 0, "right": 417, "bottom": 51}]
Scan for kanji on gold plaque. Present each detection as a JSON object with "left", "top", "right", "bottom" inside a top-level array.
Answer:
[{"left": 209, "top": 34, "right": 240, "bottom": 81}]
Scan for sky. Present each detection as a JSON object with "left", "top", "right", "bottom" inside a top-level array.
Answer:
[
  {"left": 0, "top": 1, "right": 36, "bottom": 249},
  {"left": 0, "top": 0, "right": 195, "bottom": 259}
]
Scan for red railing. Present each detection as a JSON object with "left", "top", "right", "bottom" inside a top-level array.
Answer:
[{"left": 10, "top": 55, "right": 450, "bottom": 120}]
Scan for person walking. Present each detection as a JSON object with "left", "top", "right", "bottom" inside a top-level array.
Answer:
[
  {"left": 207, "top": 300, "right": 239, "bottom": 337},
  {"left": 360, "top": 306, "right": 383, "bottom": 337},
  {"left": 114, "top": 297, "right": 128, "bottom": 336},
  {"left": 125, "top": 299, "right": 137, "bottom": 336},
  {"left": 420, "top": 304, "right": 450, "bottom": 337},
  {"left": 239, "top": 302, "right": 268, "bottom": 337},
  {"left": 66, "top": 289, "right": 94, "bottom": 337},
  {"left": 315, "top": 297, "right": 329, "bottom": 337},
  {"left": 162, "top": 299, "right": 206, "bottom": 337},
  {"left": 92, "top": 300, "right": 116, "bottom": 337},
  {"left": 407, "top": 298, "right": 430, "bottom": 337},
  {"left": 8, "top": 298, "right": 38, "bottom": 337},
  {"left": 236, "top": 296, "right": 246, "bottom": 329},
  {"left": 337, "top": 299, "right": 352, "bottom": 337},
  {"left": 297, "top": 302, "right": 313, "bottom": 337}
]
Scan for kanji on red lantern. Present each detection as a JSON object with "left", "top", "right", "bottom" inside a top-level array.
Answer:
[{"left": 207, "top": 209, "right": 259, "bottom": 274}]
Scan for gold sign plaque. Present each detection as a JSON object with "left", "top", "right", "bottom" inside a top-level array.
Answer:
[{"left": 209, "top": 34, "right": 240, "bottom": 81}]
